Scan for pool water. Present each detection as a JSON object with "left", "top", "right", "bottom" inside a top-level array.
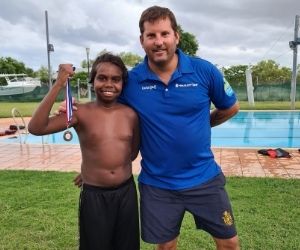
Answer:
[
  {"left": 2, "top": 111, "right": 300, "bottom": 148},
  {"left": 211, "top": 111, "right": 300, "bottom": 148}
]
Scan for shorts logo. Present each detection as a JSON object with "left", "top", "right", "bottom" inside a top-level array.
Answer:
[{"left": 222, "top": 211, "right": 233, "bottom": 226}]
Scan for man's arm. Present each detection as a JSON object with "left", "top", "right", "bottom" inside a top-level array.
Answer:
[
  {"left": 73, "top": 173, "right": 82, "bottom": 187},
  {"left": 28, "top": 64, "right": 75, "bottom": 135},
  {"left": 210, "top": 101, "right": 239, "bottom": 127}
]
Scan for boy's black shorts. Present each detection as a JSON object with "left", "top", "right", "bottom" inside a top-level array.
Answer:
[
  {"left": 79, "top": 176, "right": 139, "bottom": 250},
  {"left": 139, "top": 173, "right": 237, "bottom": 244}
]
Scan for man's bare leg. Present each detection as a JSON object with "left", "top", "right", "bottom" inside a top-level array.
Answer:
[
  {"left": 213, "top": 235, "right": 240, "bottom": 250},
  {"left": 156, "top": 237, "right": 178, "bottom": 250}
]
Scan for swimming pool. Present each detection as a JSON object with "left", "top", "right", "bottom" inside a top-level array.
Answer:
[
  {"left": 2, "top": 111, "right": 300, "bottom": 148},
  {"left": 211, "top": 111, "right": 299, "bottom": 148}
]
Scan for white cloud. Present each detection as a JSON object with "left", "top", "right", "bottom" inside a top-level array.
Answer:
[{"left": 0, "top": 0, "right": 298, "bottom": 71}]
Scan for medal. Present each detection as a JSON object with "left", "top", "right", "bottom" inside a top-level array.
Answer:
[
  {"left": 63, "top": 130, "right": 73, "bottom": 141},
  {"left": 64, "top": 77, "right": 73, "bottom": 141}
]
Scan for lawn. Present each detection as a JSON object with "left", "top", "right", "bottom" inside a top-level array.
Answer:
[
  {"left": 0, "top": 102, "right": 60, "bottom": 118},
  {"left": 0, "top": 170, "right": 299, "bottom": 249}
]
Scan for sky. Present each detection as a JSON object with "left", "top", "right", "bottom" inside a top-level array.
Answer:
[{"left": 0, "top": 0, "right": 299, "bottom": 71}]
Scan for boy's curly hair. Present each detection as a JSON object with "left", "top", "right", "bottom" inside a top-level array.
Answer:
[{"left": 89, "top": 52, "right": 128, "bottom": 85}]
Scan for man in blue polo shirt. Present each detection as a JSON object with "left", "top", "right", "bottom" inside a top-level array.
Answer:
[
  {"left": 119, "top": 6, "right": 240, "bottom": 250},
  {"left": 122, "top": 49, "right": 236, "bottom": 190},
  {"left": 67, "top": 5, "right": 240, "bottom": 250}
]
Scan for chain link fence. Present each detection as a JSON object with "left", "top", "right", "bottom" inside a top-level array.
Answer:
[
  {"left": 0, "top": 80, "right": 92, "bottom": 102},
  {"left": 0, "top": 80, "right": 299, "bottom": 102},
  {"left": 231, "top": 82, "right": 300, "bottom": 101}
]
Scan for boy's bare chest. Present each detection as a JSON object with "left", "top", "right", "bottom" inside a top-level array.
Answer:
[{"left": 76, "top": 110, "right": 133, "bottom": 140}]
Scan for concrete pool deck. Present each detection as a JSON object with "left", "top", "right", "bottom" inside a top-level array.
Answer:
[{"left": 0, "top": 117, "right": 299, "bottom": 178}]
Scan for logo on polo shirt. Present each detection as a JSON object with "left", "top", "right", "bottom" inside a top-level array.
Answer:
[
  {"left": 224, "top": 79, "right": 234, "bottom": 96},
  {"left": 142, "top": 85, "right": 157, "bottom": 91},
  {"left": 175, "top": 83, "right": 198, "bottom": 88}
]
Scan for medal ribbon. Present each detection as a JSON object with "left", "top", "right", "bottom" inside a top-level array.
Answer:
[{"left": 65, "top": 78, "right": 73, "bottom": 128}]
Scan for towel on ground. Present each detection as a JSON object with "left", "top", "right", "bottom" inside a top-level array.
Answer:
[{"left": 258, "top": 148, "right": 291, "bottom": 158}]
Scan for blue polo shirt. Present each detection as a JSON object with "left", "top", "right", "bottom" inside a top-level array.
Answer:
[{"left": 120, "top": 49, "right": 237, "bottom": 190}]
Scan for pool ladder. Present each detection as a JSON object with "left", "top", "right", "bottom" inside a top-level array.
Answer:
[
  {"left": 11, "top": 108, "right": 49, "bottom": 145},
  {"left": 11, "top": 107, "right": 28, "bottom": 144}
]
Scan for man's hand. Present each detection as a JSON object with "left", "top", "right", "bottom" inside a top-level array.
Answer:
[
  {"left": 73, "top": 173, "right": 82, "bottom": 188},
  {"left": 210, "top": 101, "right": 239, "bottom": 127},
  {"left": 54, "top": 97, "right": 78, "bottom": 115}
]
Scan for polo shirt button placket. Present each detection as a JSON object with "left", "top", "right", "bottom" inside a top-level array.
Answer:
[{"left": 164, "top": 87, "right": 170, "bottom": 97}]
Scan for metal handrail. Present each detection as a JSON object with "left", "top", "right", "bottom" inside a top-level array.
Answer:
[
  {"left": 11, "top": 108, "right": 50, "bottom": 145},
  {"left": 11, "top": 108, "right": 28, "bottom": 144}
]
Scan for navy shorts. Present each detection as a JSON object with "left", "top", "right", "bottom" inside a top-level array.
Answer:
[
  {"left": 79, "top": 176, "right": 140, "bottom": 250},
  {"left": 139, "top": 173, "right": 237, "bottom": 244}
]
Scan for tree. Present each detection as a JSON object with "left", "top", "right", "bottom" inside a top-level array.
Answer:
[
  {"left": 36, "top": 66, "right": 49, "bottom": 84},
  {"left": 252, "top": 60, "right": 291, "bottom": 84},
  {"left": 81, "top": 50, "right": 143, "bottom": 69},
  {"left": 0, "top": 57, "right": 34, "bottom": 76},
  {"left": 81, "top": 49, "right": 112, "bottom": 69},
  {"left": 279, "top": 66, "right": 293, "bottom": 84},
  {"left": 118, "top": 52, "right": 143, "bottom": 67},
  {"left": 70, "top": 71, "right": 89, "bottom": 86},
  {"left": 223, "top": 65, "right": 248, "bottom": 86},
  {"left": 177, "top": 25, "right": 199, "bottom": 56}
]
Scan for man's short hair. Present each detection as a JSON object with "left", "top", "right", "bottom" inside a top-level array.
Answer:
[{"left": 139, "top": 6, "right": 178, "bottom": 35}]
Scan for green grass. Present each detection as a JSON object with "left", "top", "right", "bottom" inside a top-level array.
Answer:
[
  {"left": 0, "top": 101, "right": 299, "bottom": 118},
  {"left": 0, "top": 102, "right": 61, "bottom": 118},
  {"left": 0, "top": 171, "right": 299, "bottom": 249},
  {"left": 0, "top": 171, "right": 78, "bottom": 249}
]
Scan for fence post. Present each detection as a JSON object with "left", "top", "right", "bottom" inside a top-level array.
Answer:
[
  {"left": 290, "top": 15, "right": 299, "bottom": 110},
  {"left": 77, "top": 79, "right": 80, "bottom": 101},
  {"left": 87, "top": 82, "right": 91, "bottom": 101},
  {"left": 245, "top": 67, "right": 255, "bottom": 107}
]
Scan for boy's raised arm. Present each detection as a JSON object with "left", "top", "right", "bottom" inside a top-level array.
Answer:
[{"left": 28, "top": 64, "right": 75, "bottom": 135}]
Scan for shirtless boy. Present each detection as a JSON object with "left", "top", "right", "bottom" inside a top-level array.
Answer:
[{"left": 28, "top": 53, "right": 140, "bottom": 250}]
